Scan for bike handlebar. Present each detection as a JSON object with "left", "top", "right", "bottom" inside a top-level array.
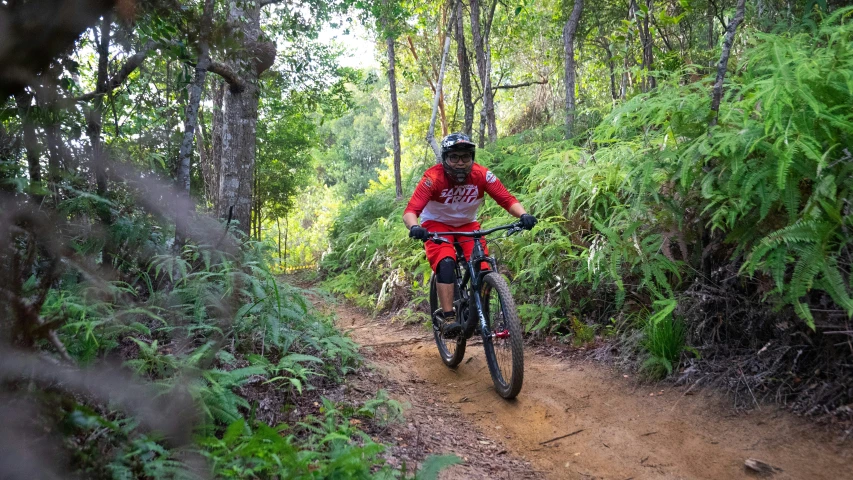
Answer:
[{"left": 426, "top": 221, "right": 525, "bottom": 244}]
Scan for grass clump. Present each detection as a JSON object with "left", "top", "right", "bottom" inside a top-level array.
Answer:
[{"left": 641, "top": 312, "right": 687, "bottom": 380}]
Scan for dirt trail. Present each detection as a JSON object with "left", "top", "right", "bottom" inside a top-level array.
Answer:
[{"left": 320, "top": 298, "right": 852, "bottom": 479}]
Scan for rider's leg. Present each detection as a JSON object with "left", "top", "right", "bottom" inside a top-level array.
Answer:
[
  {"left": 436, "top": 256, "right": 456, "bottom": 312},
  {"left": 435, "top": 256, "right": 462, "bottom": 336}
]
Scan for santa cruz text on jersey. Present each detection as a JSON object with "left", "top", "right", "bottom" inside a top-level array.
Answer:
[{"left": 440, "top": 185, "right": 479, "bottom": 204}]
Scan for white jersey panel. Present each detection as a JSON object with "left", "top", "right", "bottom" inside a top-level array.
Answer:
[{"left": 419, "top": 183, "right": 484, "bottom": 227}]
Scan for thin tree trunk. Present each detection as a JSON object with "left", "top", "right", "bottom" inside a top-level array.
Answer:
[
  {"left": 426, "top": 1, "right": 457, "bottom": 164},
  {"left": 606, "top": 42, "right": 617, "bottom": 100},
  {"left": 85, "top": 15, "right": 114, "bottom": 263},
  {"left": 386, "top": 34, "right": 403, "bottom": 200},
  {"left": 455, "top": 0, "right": 474, "bottom": 136},
  {"left": 283, "top": 212, "right": 288, "bottom": 270},
  {"left": 14, "top": 92, "right": 42, "bottom": 203},
  {"left": 708, "top": 2, "right": 716, "bottom": 69},
  {"left": 470, "top": 0, "right": 496, "bottom": 143},
  {"left": 175, "top": 0, "right": 214, "bottom": 246},
  {"left": 45, "top": 120, "right": 62, "bottom": 205},
  {"left": 196, "top": 119, "right": 210, "bottom": 202},
  {"left": 253, "top": 171, "right": 262, "bottom": 240},
  {"left": 563, "top": 0, "right": 584, "bottom": 139},
  {"left": 710, "top": 0, "right": 746, "bottom": 127},
  {"left": 276, "top": 216, "right": 283, "bottom": 266},
  {"left": 405, "top": 36, "right": 448, "bottom": 135},
  {"left": 638, "top": 0, "right": 655, "bottom": 91},
  {"left": 211, "top": 80, "right": 224, "bottom": 212}
]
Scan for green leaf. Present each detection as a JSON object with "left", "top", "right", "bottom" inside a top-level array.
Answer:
[{"left": 417, "top": 454, "right": 463, "bottom": 480}]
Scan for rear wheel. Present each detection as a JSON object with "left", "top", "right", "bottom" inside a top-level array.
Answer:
[
  {"left": 429, "top": 274, "right": 466, "bottom": 367},
  {"left": 481, "top": 272, "right": 524, "bottom": 399}
]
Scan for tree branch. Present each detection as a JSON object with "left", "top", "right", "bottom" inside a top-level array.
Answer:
[
  {"left": 648, "top": 12, "right": 674, "bottom": 52},
  {"left": 708, "top": 0, "right": 728, "bottom": 31},
  {"left": 207, "top": 62, "right": 246, "bottom": 93},
  {"left": 493, "top": 79, "right": 548, "bottom": 91},
  {"left": 74, "top": 41, "right": 156, "bottom": 102}
]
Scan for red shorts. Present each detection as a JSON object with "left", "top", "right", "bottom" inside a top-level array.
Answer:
[{"left": 421, "top": 220, "right": 490, "bottom": 272}]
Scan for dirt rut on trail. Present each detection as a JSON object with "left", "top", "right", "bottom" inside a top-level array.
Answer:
[{"left": 323, "top": 300, "right": 852, "bottom": 479}]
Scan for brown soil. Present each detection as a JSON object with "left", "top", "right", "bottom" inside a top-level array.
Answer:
[{"left": 314, "top": 297, "right": 853, "bottom": 479}]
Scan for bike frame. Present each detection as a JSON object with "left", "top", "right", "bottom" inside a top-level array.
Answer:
[{"left": 428, "top": 222, "right": 522, "bottom": 340}]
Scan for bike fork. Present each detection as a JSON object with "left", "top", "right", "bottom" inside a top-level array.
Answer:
[
  {"left": 473, "top": 288, "right": 510, "bottom": 340},
  {"left": 472, "top": 290, "right": 492, "bottom": 342}
]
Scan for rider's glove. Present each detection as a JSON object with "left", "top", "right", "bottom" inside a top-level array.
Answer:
[
  {"left": 519, "top": 214, "right": 537, "bottom": 230},
  {"left": 409, "top": 225, "right": 429, "bottom": 241}
]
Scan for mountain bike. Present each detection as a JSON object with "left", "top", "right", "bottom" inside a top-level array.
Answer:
[{"left": 426, "top": 221, "right": 525, "bottom": 399}]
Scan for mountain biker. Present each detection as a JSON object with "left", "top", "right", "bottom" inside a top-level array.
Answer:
[{"left": 403, "top": 132, "right": 536, "bottom": 338}]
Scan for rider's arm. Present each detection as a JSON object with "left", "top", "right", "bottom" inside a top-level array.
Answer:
[
  {"left": 403, "top": 212, "right": 419, "bottom": 230},
  {"left": 403, "top": 171, "right": 437, "bottom": 229},
  {"left": 507, "top": 202, "right": 527, "bottom": 218},
  {"left": 483, "top": 170, "right": 525, "bottom": 216}
]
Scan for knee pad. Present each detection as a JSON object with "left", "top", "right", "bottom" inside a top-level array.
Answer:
[{"left": 436, "top": 257, "right": 457, "bottom": 284}]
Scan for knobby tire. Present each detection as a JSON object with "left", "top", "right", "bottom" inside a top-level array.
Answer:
[{"left": 481, "top": 272, "right": 524, "bottom": 399}]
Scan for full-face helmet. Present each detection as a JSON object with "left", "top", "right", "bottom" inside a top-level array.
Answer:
[{"left": 440, "top": 133, "right": 476, "bottom": 183}]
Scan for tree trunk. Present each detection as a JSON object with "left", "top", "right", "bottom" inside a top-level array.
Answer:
[
  {"left": 210, "top": 80, "right": 224, "bottom": 211},
  {"left": 470, "top": 0, "right": 496, "bottom": 143},
  {"left": 214, "top": 2, "right": 274, "bottom": 235},
  {"left": 45, "top": 119, "right": 62, "bottom": 205},
  {"left": 637, "top": 0, "right": 655, "bottom": 91},
  {"left": 563, "top": 0, "right": 584, "bottom": 139},
  {"left": 253, "top": 171, "right": 262, "bottom": 240},
  {"left": 426, "top": 1, "right": 457, "bottom": 164},
  {"left": 708, "top": 1, "right": 716, "bottom": 69},
  {"left": 85, "top": 14, "right": 114, "bottom": 263},
  {"left": 710, "top": 0, "right": 746, "bottom": 127},
  {"left": 276, "top": 216, "right": 283, "bottom": 266},
  {"left": 386, "top": 34, "right": 403, "bottom": 200},
  {"left": 14, "top": 92, "right": 42, "bottom": 203},
  {"left": 455, "top": 0, "right": 474, "bottom": 136},
  {"left": 175, "top": 0, "right": 215, "bottom": 246},
  {"left": 405, "top": 36, "right": 448, "bottom": 135},
  {"left": 196, "top": 119, "right": 210, "bottom": 202},
  {"left": 483, "top": 0, "right": 497, "bottom": 140},
  {"left": 283, "top": 213, "right": 288, "bottom": 270},
  {"left": 605, "top": 42, "right": 617, "bottom": 100}
]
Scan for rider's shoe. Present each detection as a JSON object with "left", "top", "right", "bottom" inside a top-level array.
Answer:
[{"left": 434, "top": 309, "right": 463, "bottom": 338}]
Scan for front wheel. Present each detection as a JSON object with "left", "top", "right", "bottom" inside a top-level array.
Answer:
[
  {"left": 429, "top": 274, "right": 466, "bottom": 367},
  {"left": 480, "top": 272, "right": 524, "bottom": 399}
]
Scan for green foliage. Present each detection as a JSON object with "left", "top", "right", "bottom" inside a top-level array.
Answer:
[
  {"left": 640, "top": 303, "right": 687, "bottom": 380},
  {"left": 415, "top": 455, "right": 463, "bottom": 480},
  {"left": 315, "top": 79, "right": 390, "bottom": 200},
  {"left": 39, "top": 233, "right": 384, "bottom": 476},
  {"left": 321, "top": 11, "right": 853, "bottom": 374},
  {"left": 570, "top": 317, "right": 596, "bottom": 346}
]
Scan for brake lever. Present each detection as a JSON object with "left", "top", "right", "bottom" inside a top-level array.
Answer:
[
  {"left": 429, "top": 235, "right": 451, "bottom": 244},
  {"left": 505, "top": 226, "right": 523, "bottom": 237}
]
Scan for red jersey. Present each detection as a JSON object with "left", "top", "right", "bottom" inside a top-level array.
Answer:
[{"left": 404, "top": 163, "right": 519, "bottom": 227}]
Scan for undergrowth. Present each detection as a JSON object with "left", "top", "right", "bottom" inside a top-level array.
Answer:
[{"left": 2, "top": 196, "right": 458, "bottom": 478}]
